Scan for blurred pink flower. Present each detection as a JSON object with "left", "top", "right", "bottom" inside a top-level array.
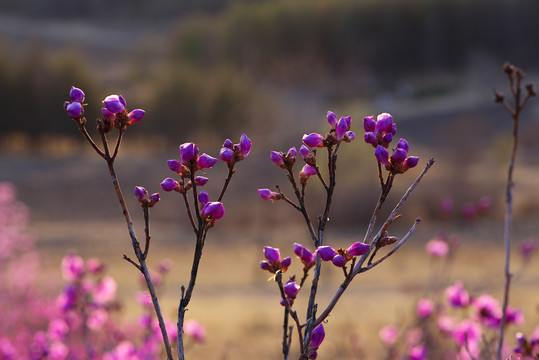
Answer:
[
  {"left": 87, "top": 308, "right": 109, "bottom": 331},
  {"left": 453, "top": 319, "right": 482, "bottom": 348},
  {"left": 520, "top": 238, "right": 538, "bottom": 261},
  {"left": 93, "top": 276, "right": 117, "bottom": 304},
  {"left": 445, "top": 281, "right": 470, "bottom": 308},
  {"left": 379, "top": 325, "right": 399, "bottom": 346},
  {"left": 406, "top": 328, "right": 423, "bottom": 347},
  {"left": 462, "top": 203, "right": 477, "bottom": 220},
  {"left": 440, "top": 196, "right": 453, "bottom": 215},
  {"left": 472, "top": 294, "right": 502, "bottom": 328},
  {"left": 437, "top": 315, "right": 455, "bottom": 335},
  {"left": 408, "top": 345, "right": 427, "bottom": 360},
  {"left": 61, "top": 253, "right": 84, "bottom": 281},
  {"left": 416, "top": 299, "right": 434, "bottom": 319},
  {"left": 184, "top": 319, "right": 206, "bottom": 343},
  {"left": 425, "top": 238, "right": 449, "bottom": 258}
]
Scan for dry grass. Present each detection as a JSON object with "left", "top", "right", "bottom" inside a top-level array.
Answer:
[{"left": 33, "top": 218, "right": 539, "bottom": 359}]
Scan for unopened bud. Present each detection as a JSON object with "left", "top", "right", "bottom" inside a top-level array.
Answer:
[{"left": 526, "top": 83, "right": 536, "bottom": 97}]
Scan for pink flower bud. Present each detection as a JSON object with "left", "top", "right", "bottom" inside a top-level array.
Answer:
[
  {"left": 404, "top": 156, "right": 419, "bottom": 169},
  {"left": 336, "top": 117, "right": 349, "bottom": 140},
  {"left": 200, "top": 201, "right": 225, "bottom": 220},
  {"left": 364, "top": 132, "right": 377, "bottom": 146},
  {"left": 445, "top": 281, "right": 470, "bottom": 308},
  {"left": 363, "top": 116, "right": 376, "bottom": 132},
  {"left": 220, "top": 147, "right": 234, "bottom": 162},
  {"left": 197, "top": 153, "right": 217, "bottom": 169},
  {"left": 184, "top": 320, "right": 206, "bottom": 343},
  {"left": 127, "top": 109, "right": 145, "bottom": 124},
  {"left": 61, "top": 253, "right": 84, "bottom": 281},
  {"left": 270, "top": 151, "right": 285, "bottom": 167},
  {"left": 287, "top": 147, "right": 297, "bottom": 157},
  {"left": 101, "top": 108, "right": 115, "bottom": 120},
  {"left": 299, "top": 145, "right": 310, "bottom": 159},
  {"left": 198, "top": 190, "right": 210, "bottom": 204},
  {"left": 66, "top": 102, "right": 83, "bottom": 118},
  {"left": 134, "top": 186, "right": 148, "bottom": 202},
  {"left": 317, "top": 246, "right": 337, "bottom": 261},
  {"left": 258, "top": 188, "right": 282, "bottom": 201},
  {"left": 310, "top": 324, "right": 325, "bottom": 348},
  {"left": 425, "top": 238, "right": 449, "bottom": 257},
  {"left": 375, "top": 113, "right": 393, "bottom": 133},
  {"left": 520, "top": 238, "right": 538, "bottom": 260},
  {"left": 391, "top": 148, "right": 407, "bottom": 164},
  {"left": 180, "top": 142, "right": 197, "bottom": 165},
  {"left": 301, "top": 164, "right": 317, "bottom": 177},
  {"left": 302, "top": 133, "right": 324, "bottom": 148},
  {"left": 167, "top": 159, "right": 183, "bottom": 173},
  {"left": 70, "top": 86, "right": 85, "bottom": 103},
  {"left": 416, "top": 298, "right": 434, "bottom": 319},
  {"left": 375, "top": 145, "right": 389, "bottom": 166},
  {"left": 160, "top": 178, "right": 180, "bottom": 192},
  {"left": 327, "top": 111, "right": 338, "bottom": 128},
  {"left": 331, "top": 254, "right": 346, "bottom": 267},
  {"left": 379, "top": 325, "right": 399, "bottom": 346},
  {"left": 103, "top": 95, "right": 126, "bottom": 114},
  {"left": 294, "top": 243, "right": 315, "bottom": 267},
  {"left": 195, "top": 176, "right": 208, "bottom": 186},
  {"left": 264, "top": 246, "right": 281, "bottom": 263},
  {"left": 396, "top": 138, "right": 409, "bottom": 153},
  {"left": 281, "top": 257, "right": 291, "bottom": 271},
  {"left": 284, "top": 279, "right": 300, "bottom": 297},
  {"left": 346, "top": 242, "right": 370, "bottom": 256},
  {"left": 239, "top": 133, "right": 251, "bottom": 157},
  {"left": 149, "top": 193, "right": 160, "bottom": 206}
]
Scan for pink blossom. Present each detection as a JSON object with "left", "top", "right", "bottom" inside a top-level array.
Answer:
[
  {"left": 416, "top": 298, "right": 434, "bottom": 319},
  {"left": 472, "top": 294, "right": 502, "bottom": 328},
  {"left": 445, "top": 281, "right": 470, "bottom": 308},
  {"left": 87, "top": 308, "right": 109, "bottom": 331},
  {"left": 93, "top": 275, "right": 117, "bottom": 304},
  {"left": 184, "top": 319, "right": 206, "bottom": 343},
  {"left": 425, "top": 238, "right": 449, "bottom": 258},
  {"left": 379, "top": 325, "right": 399, "bottom": 346},
  {"left": 61, "top": 253, "right": 84, "bottom": 281},
  {"left": 437, "top": 315, "right": 455, "bottom": 335},
  {"left": 453, "top": 319, "right": 482, "bottom": 347}
]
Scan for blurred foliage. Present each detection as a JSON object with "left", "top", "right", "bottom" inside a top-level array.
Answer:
[
  {"left": 169, "top": 0, "right": 539, "bottom": 88},
  {"left": 1, "top": 0, "right": 538, "bottom": 145}
]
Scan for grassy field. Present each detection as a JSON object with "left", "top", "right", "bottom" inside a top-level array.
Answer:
[{"left": 32, "top": 216, "right": 539, "bottom": 359}]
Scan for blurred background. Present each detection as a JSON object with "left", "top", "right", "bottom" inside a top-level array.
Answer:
[{"left": 1, "top": 0, "right": 539, "bottom": 358}]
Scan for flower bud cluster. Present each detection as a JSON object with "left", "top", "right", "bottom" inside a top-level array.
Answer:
[
  {"left": 219, "top": 134, "right": 252, "bottom": 165},
  {"left": 317, "top": 242, "right": 370, "bottom": 268},
  {"left": 363, "top": 113, "right": 419, "bottom": 174},
  {"left": 293, "top": 243, "right": 316, "bottom": 270},
  {"left": 63, "top": 86, "right": 86, "bottom": 120},
  {"left": 101, "top": 94, "right": 145, "bottom": 131},
  {"left": 260, "top": 246, "right": 291, "bottom": 274},
  {"left": 134, "top": 186, "right": 160, "bottom": 208}
]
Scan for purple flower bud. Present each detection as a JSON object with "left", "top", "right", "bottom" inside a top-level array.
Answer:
[
  {"left": 239, "top": 133, "right": 251, "bottom": 157},
  {"left": 364, "top": 132, "right": 378, "bottom": 146},
  {"left": 347, "top": 242, "right": 370, "bottom": 256},
  {"left": 195, "top": 176, "right": 209, "bottom": 186},
  {"left": 299, "top": 145, "right": 310, "bottom": 159},
  {"left": 294, "top": 243, "right": 315, "bottom": 266},
  {"left": 180, "top": 142, "right": 198, "bottom": 165},
  {"left": 284, "top": 280, "right": 300, "bottom": 297},
  {"left": 396, "top": 138, "right": 409, "bottom": 153},
  {"left": 134, "top": 186, "right": 148, "bottom": 202},
  {"left": 310, "top": 324, "right": 325, "bottom": 348},
  {"left": 149, "top": 193, "right": 160, "bottom": 205},
  {"left": 375, "top": 145, "right": 389, "bottom": 166},
  {"left": 220, "top": 147, "right": 234, "bottom": 162},
  {"left": 327, "top": 111, "right": 338, "bottom": 128},
  {"left": 70, "top": 86, "right": 85, "bottom": 103},
  {"left": 66, "top": 102, "right": 83, "bottom": 118},
  {"left": 391, "top": 148, "right": 407, "bottom": 164},
  {"left": 223, "top": 138, "right": 233, "bottom": 148},
  {"left": 391, "top": 123, "right": 397, "bottom": 136},
  {"left": 160, "top": 178, "right": 180, "bottom": 192},
  {"left": 264, "top": 246, "right": 281, "bottom": 263},
  {"left": 270, "top": 151, "right": 285, "bottom": 167},
  {"left": 344, "top": 131, "right": 355, "bottom": 142},
  {"left": 103, "top": 95, "right": 126, "bottom": 114},
  {"left": 317, "top": 246, "right": 337, "bottom": 261},
  {"left": 197, "top": 153, "right": 218, "bottom": 169},
  {"left": 258, "top": 188, "right": 280, "bottom": 201},
  {"left": 61, "top": 253, "right": 85, "bottom": 281},
  {"left": 287, "top": 147, "right": 297, "bottom": 157},
  {"left": 301, "top": 164, "right": 317, "bottom": 177},
  {"left": 281, "top": 257, "right": 291, "bottom": 271},
  {"left": 101, "top": 108, "right": 115, "bottom": 120},
  {"left": 381, "top": 132, "right": 393, "bottom": 146},
  {"left": 302, "top": 133, "right": 324, "bottom": 148},
  {"left": 363, "top": 116, "right": 376, "bottom": 132},
  {"left": 336, "top": 117, "right": 349, "bottom": 140},
  {"left": 200, "top": 201, "right": 225, "bottom": 220},
  {"left": 404, "top": 156, "right": 419, "bottom": 169},
  {"left": 332, "top": 254, "right": 347, "bottom": 267},
  {"left": 260, "top": 261, "right": 271, "bottom": 271},
  {"left": 375, "top": 113, "right": 393, "bottom": 133},
  {"left": 167, "top": 159, "right": 183, "bottom": 173},
  {"left": 198, "top": 190, "right": 210, "bottom": 205},
  {"left": 127, "top": 109, "right": 145, "bottom": 124}
]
